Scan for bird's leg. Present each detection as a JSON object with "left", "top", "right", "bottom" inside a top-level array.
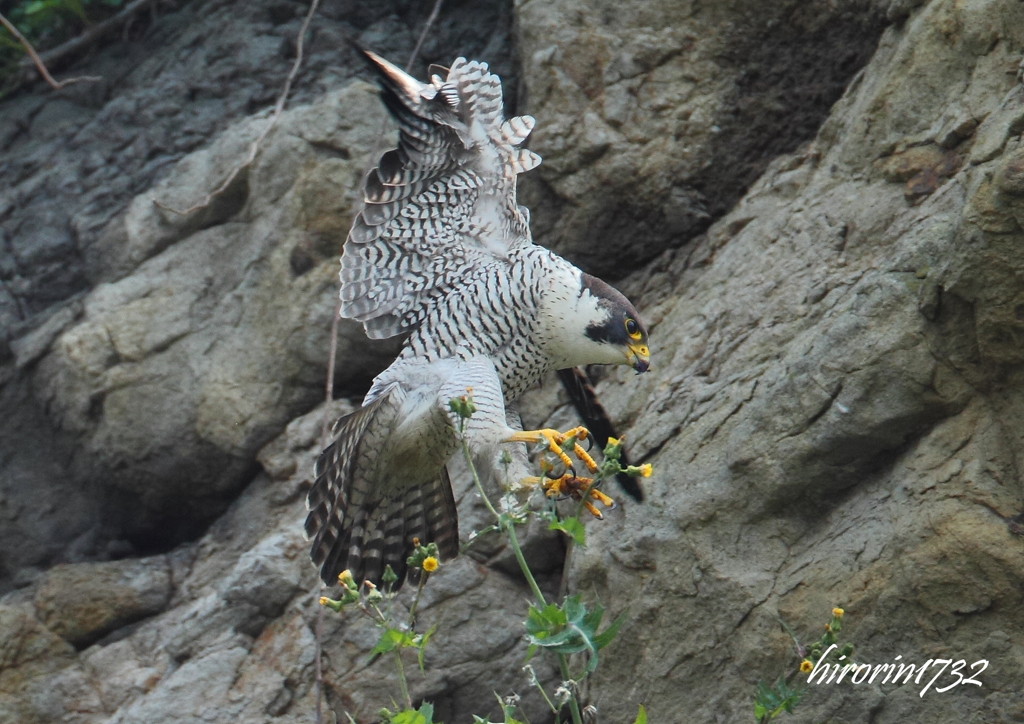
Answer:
[
  {"left": 524, "top": 471, "right": 617, "bottom": 519},
  {"left": 508, "top": 428, "right": 611, "bottom": 517},
  {"left": 504, "top": 426, "right": 599, "bottom": 473}
]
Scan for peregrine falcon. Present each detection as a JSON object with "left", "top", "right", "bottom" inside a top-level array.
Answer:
[{"left": 305, "top": 51, "right": 651, "bottom": 589}]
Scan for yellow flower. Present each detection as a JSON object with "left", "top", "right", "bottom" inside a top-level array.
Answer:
[
  {"left": 318, "top": 596, "right": 329, "bottom": 606},
  {"left": 422, "top": 556, "right": 439, "bottom": 572},
  {"left": 832, "top": 607, "right": 845, "bottom": 618},
  {"left": 800, "top": 659, "right": 814, "bottom": 674},
  {"left": 338, "top": 570, "right": 353, "bottom": 585},
  {"left": 638, "top": 464, "right": 653, "bottom": 478},
  {"left": 607, "top": 436, "right": 619, "bottom": 446},
  {"left": 825, "top": 623, "right": 832, "bottom": 632}
]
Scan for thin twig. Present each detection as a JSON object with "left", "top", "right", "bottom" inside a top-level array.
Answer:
[
  {"left": 27, "top": 0, "right": 155, "bottom": 70},
  {"left": 0, "top": 10, "right": 101, "bottom": 89},
  {"left": 405, "top": 0, "right": 444, "bottom": 72},
  {"left": 319, "top": 299, "right": 342, "bottom": 448},
  {"left": 154, "top": 0, "right": 322, "bottom": 216}
]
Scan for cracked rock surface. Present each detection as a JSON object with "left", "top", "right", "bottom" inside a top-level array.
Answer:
[
  {"left": 2, "top": 0, "right": 1024, "bottom": 722},
  {"left": 562, "top": 1, "right": 1024, "bottom": 720}
]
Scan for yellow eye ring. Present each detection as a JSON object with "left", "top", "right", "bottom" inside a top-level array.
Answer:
[{"left": 625, "top": 317, "right": 642, "bottom": 340}]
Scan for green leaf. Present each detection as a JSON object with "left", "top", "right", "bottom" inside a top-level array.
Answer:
[
  {"left": 563, "top": 594, "right": 584, "bottom": 622},
  {"left": 524, "top": 595, "right": 628, "bottom": 672},
  {"left": 582, "top": 600, "right": 605, "bottom": 636},
  {"left": 370, "top": 627, "right": 414, "bottom": 656},
  {"left": 417, "top": 701, "right": 435, "bottom": 724},
  {"left": 592, "top": 610, "right": 628, "bottom": 650},
  {"left": 752, "top": 676, "right": 804, "bottom": 721},
  {"left": 632, "top": 704, "right": 647, "bottom": 724},
  {"left": 548, "top": 516, "right": 585, "bottom": 546},
  {"left": 525, "top": 602, "right": 566, "bottom": 637},
  {"left": 390, "top": 710, "right": 426, "bottom": 724},
  {"left": 417, "top": 624, "right": 438, "bottom": 671}
]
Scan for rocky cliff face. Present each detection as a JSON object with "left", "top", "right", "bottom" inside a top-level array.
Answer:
[
  {"left": 2, "top": 0, "right": 1023, "bottom": 723},
  {"left": 0, "top": 0, "right": 518, "bottom": 576}
]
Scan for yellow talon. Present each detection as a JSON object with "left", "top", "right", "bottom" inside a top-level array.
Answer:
[
  {"left": 589, "top": 487, "right": 615, "bottom": 508},
  {"left": 583, "top": 501, "right": 604, "bottom": 519},
  {"left": 541, "top": 473, "right": 575, "bottom": 497},
  {"left": 505, "top": 426, "right": 594, "bottom": 471},
  {"left": 561, "top": 426, "right": 589, "bottom": 441},
  {"left": 573, "top": 442, "right": 599, "bottom": 473}
]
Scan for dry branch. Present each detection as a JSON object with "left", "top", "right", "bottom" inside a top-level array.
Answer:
[
  {"left": 153, "top": 0, "right": 322, "bottom": 216},
  {"left": 22, "top": 0, "right": 157, "bottom": 73},
  {"left": 0, "top": 10, "right": 101, "bottom": 90}
]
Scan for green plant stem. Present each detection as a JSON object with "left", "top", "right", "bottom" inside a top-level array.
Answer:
[
  {"left": 461, "top": 433, "right": 501, "bottom": 520},
  {"left": 534, "top": 676, "right": 560, "bottom": 715},
  {"left": 504, "top": 520, "right": 547, "bottom": 608},
  {"left": 557, "top": 659, "right": 584, "bottom": 724},
  {"left": 394, "top": 649, "right": 412, "bottom": 710},
  {"left": 503, "top": 491, "right": 583, "bottom": 724},
  {"left": 460, "top": 433, "right": 584, "bottom": 724},
  {"left": 408, "top": 573, "right": 427, "bottom": 626}
]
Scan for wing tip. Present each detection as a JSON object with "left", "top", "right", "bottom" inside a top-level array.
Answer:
[{"left": 362, "top": 49, "right": 425, "bottom": 105}]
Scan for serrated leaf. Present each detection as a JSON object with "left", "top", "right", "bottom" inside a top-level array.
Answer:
[
  {"left": 548, "top": 516, "right": 585, "bottom": 546},
  {"left": 563, "top": 594, "right": 584, "bottom": 622},
  {"left": 525, "top": 602, "right": 566, "bottom": 637},
  {"left": 581, "top": 600, "right": 604, "bottom": 633},
  {"left": 752, "top": 676, "right": 804, "bottom": 721},
  {"left": 390, "top": 710, "right": 426, "bottom": 724},
  {"left": 418, "top": 701, "right": 435, "bottom": 724},
  {"left": 592, "top": 610, "right": 627, "bottom": 650},
  {"left": 371, "top": 627, "right": 413, "bottom": 656}
]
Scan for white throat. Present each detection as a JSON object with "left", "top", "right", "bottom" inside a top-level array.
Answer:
[{"left": 536, "top": 266, "right": 624, "bottom": 369}]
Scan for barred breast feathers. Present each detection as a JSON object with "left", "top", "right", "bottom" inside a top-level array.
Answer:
[{"left": 340, "top": 52, "right": 543, "bottom": 341}]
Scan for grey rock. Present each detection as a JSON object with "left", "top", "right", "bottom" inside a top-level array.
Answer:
[
  {"left": 0, "top": 0, "right": 520, "bottom": 588},
  {"left": 4, "top": 0, "right": 1024, "bottom": 723},
  {"left": 515, "top": 0, "right": 886, "bottom": 278},
  {"left": 559, "top": 1, "right": 1024, "bottom": 721},
  {"left": 34, "top": 557, "right": 172, "bottom": 647},
  {"left": 31, "top": 81, "right": 400, "bottom": 546}
]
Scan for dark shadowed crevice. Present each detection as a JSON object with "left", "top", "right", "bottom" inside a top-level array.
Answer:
[{"left": 695, "top": 2, "right": 887, "bottom": 220}]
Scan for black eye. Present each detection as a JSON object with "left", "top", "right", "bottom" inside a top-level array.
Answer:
[{"left": 625, "top": 318, "right": 640, "bottom": 337}]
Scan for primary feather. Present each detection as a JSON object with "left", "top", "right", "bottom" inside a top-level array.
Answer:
[{"left": 306, "top": 52, "right": 650, "bottom": 590}]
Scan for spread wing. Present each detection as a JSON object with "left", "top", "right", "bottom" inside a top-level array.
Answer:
[{"left": 340, "top": 51, "right": 542, "bottom": 339}]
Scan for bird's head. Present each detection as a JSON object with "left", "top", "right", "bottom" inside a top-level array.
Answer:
[{"left": 544, "top": 272, "right": 650, "bottom": 373}]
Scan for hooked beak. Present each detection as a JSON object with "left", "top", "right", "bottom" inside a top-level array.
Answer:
[{"left": 628, "top": 343, "right": 650, "bottom": 374}]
